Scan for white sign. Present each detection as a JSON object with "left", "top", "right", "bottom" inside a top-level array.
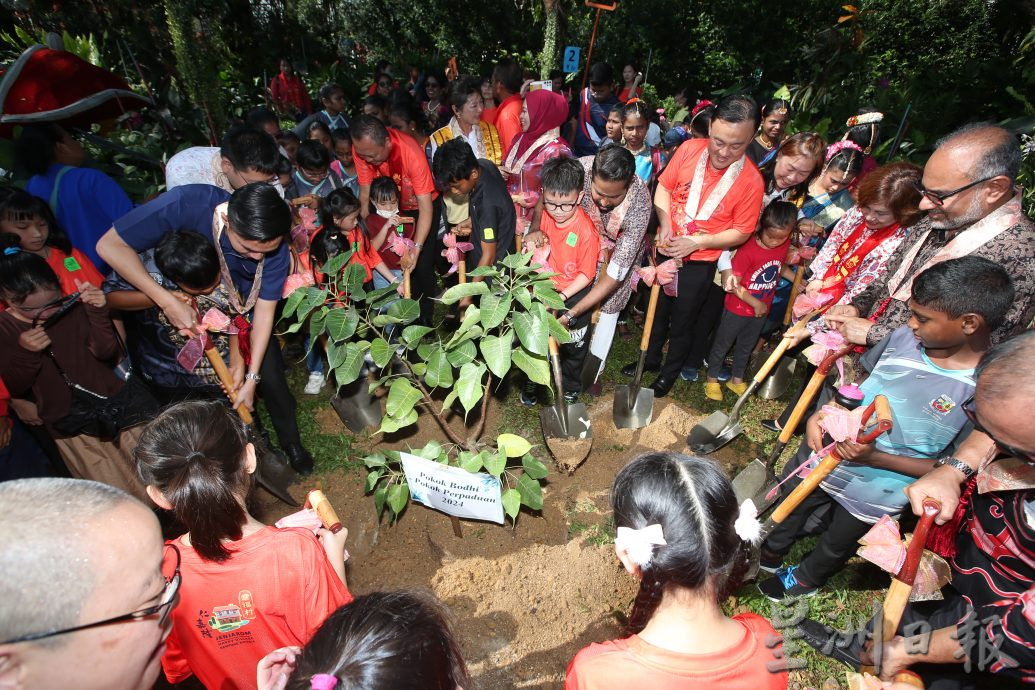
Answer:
[{"left": 400, "top": 452, "right": 505, "bottom": 524}]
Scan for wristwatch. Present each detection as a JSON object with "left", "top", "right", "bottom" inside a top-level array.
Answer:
[
  {"left": 934, "top": 455, "right": 975, "bottom": 480},
  {"left": 245, "top": 372, "right": 262, "bottom": 383},
  {"left": 561, "top": 311, "right": 577, "bottom": 328}
]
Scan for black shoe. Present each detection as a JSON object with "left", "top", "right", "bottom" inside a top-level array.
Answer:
[
  {"left": 649, "top": 374, "right": 675, "bottom": 398},
  {"left": 621, "top": 360, "right": 659, "bottom": 377},
  {"left": 563, "top": 390, "right": 579, "bottom": 404},
  {"left": 761, "top": 419, "right": 782, "bottom": 433},
  {"left": 520, "top": 381, "right": 538, "bottom": 407},
  {"left": 285, "top": 444, "right": 315, "bottom": 476},
  {"left": 796, "top": 618, "right": 863, "bottom": 670},
  {"left": 758, "top": 546, "right": 783, "bottom": 574}
]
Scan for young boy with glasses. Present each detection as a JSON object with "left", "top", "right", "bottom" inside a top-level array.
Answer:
[
  {"left": 522, "top": 156, "right": 600, "bottom": 406},
  {"left": 758, "top": 256, "right": 1013, "bottom": 601}
]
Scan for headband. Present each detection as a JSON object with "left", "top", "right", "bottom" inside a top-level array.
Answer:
[
  {"left": 691, "top": 99, "right": 714, "bottom": 117},
  {"left": 825, "top": 140, "right": 864, "bottom": 161},
  {"left": 845, "top": 112, "right": 883, "bottom": 127}
]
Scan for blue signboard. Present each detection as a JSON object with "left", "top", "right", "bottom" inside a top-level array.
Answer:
[{"left": 562, "top": 46, "right": 581, "bottom": 74}]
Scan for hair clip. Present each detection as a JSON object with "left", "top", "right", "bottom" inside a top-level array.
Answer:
[
  {"left": 845, "top": 112, "right": 883, "bottom": 127},
  {"left": 3, "top": 246, "right": 21, "bottom": 255},
  {"left": 310, "top": 673, "right": 338, "bottom": 690},
  {"left": 691, "top": 99, "right": 714, "bottom": 117},
  {"left": 615, "top": 524, "right": 667, "bottom": 568},
  {"left": 734, "top": 499, "right": 763, "bottom": 543}
]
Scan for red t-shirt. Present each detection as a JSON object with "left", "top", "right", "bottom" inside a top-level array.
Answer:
[
  {"left": 541, "top": 207, "right": 601, "bottom": 294},
  {"left": 161, "top": 526, "right": 351, "bottom": 690},
  {"left": 495, "top": 94, "right": 524, "bottom": 158},
  {"left": 353, "top": 129, "right": 438, "bottom": 212},
  {"left": 367, "top": 214, "right": 414, "bottom": 271},
  {"left": 47, "top": 247, "right": 104, "bottom": 295},
  {"left": 724, "top": 236, "right": 790, "bottom": 317},
  {"left": 658, "top": 139, "right": 764, "bottom": 263},
  {"left": 565, "top": 613, "right": 787, "bottom": 690},
  {"left": 344, "top": 228, "right": 383, "bottom": 283}
]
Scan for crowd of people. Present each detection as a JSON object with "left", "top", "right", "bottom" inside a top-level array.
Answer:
[{"left": 1, "top": 52, "right": 1034, "bottom": 690}]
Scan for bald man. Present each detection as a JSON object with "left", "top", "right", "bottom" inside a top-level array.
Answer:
[
  {"left": 827, "top": 124, "right": 1035, "bottom": 347},
  {"left": 0, "top": 479, "right": 175, "bottom": 690},
  {"left": 799, "top": 331, "right": 1035, "bottom": 686}
]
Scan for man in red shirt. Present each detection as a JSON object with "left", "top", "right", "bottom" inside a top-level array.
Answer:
[
  {"left": 493, "top": 58, "right": 524, "bottom": 157},
  {"left": 636, "top": 95, "right": 765, "bottom": 397},
  {"left": 351, "top": 115, "right": 440, "bottom": 326},
  {"left": 269, "top": 58, "right": 311, "bottom": 119}
]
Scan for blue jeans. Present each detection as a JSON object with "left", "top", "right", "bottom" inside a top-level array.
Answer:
[
  {"left": 304, "top": 335, "right": 324, "bottom": 375},
  {"left": 373, "top": 269, "right": 404, "bottom": 341}
]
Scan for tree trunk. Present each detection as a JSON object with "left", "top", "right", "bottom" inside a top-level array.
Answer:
[{"left": 539, "top": 0, "right": 560, "bottom": 78}]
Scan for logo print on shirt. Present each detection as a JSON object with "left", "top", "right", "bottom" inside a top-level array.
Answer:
[
  {"left": 930, "top": 394, "right": 956, "bottom": 414},
  {"left": 206, "top": 590, "right": 256, "bottom": 633}
]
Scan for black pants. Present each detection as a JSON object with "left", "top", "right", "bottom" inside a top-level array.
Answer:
[
  {"left": 762, "top": 487, "right": 871, "bottom": 587},
  {"left": 407, "top": 198, "right": 444, "bottom": 327},
  {"left": 645, "top": 260, "right": 717, "bottom": 380},
  {"left": 684, "top": 281, "right": 726, "bottom": 372},
  {"left": 559, "top": 287, "right": 592, "bottom": 394},
  {"left": 257, "top": 335, "right": 304, "bottom": 451},
  {"left": 707, "top": 310, "right": 767, "bottom": 380}
]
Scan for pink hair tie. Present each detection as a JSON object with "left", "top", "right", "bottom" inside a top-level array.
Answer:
[
  {"left": 825, "top": 140, "right": 864, "bottom": 161},
  {"left": 310, "top": 673, "right": 338, "bottom": 690}
]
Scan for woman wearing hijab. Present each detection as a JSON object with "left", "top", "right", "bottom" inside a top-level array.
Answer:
[{"left": 502, "top": 89, "right": 573, "bottom": 237}]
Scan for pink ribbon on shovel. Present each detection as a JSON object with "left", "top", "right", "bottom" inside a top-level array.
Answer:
[
  {"left": 175, "top": 308, "right": 240, "bottom": 372},
  {"left": 528, "top": 243, "right": 552, "bottom": 274},
  {"left": 804, "top": 329, "right": 848, "bottom": 382},
  {"left": 386, "top": 232, "right": 417, "bottom": 262},
  {"left": 634, "top": 259, "right": 679, "bottom": 297},
  {"left": 441, "top": 233, "right": 474, "bottom": 274}
]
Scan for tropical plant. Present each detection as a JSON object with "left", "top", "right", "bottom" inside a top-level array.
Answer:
[{"left": 280, "top": 250, "right": 566, "bottom": 523}]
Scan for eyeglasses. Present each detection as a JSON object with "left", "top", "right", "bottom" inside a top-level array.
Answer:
[
  {"left": 962, "top": 398, "right": 1034, "bottom": 462},
  {"left": 912, "top": 176, "right": 996, "bottom": 207},
  {"left": 1, "top": 544, "right": 181, "bottom": 644},
  {"left": 543, "top": 200, "right": 578, "bottom": 212}
]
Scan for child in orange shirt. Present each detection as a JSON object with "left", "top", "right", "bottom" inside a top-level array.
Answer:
[
  {"left": 136, "top": 401, "right": 352, "bottom": 690},
  {"left": 523, "top": 156, "right": 600, "bottom": 406},
  {"left": 565, "top": 452, "right": 787, "bottom": 690}
]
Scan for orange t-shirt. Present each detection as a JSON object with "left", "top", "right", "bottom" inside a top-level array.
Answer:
[
  {"left": 161, "top": 526, "right": 352, "bottom": 690},
  {"left": 495, "top": 94, "right": 524, "bottom": 158},
  {"left": 47, "top": 247, "right": 104, "bottom": 294},
  {"left": 657, "top": 139, "right": 764, "bottom": 263},
  {"left": 353, "top": 128, "right": 438, "bottom": 212},
  {"left": 565, "top": 613, "right": 787, "bottom": 690},
  {"left": 541, "top": 207, "right": 601, "bottom": 294}
]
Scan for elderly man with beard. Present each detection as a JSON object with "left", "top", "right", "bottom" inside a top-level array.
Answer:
[
  {"left": 799, "top": 331, "right": 1035, "bottom": 687},
  {"left": 525, "top": 145, "right": 651, "bottom": 386},
  {"left": 826, "top": 124, "right": 1035, "bottom": 346}
]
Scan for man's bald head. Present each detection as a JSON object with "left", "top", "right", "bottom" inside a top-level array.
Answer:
[
  {"left": 975, "top": 331, "right": 1035, "bottom": 460},
  {"left": 934, "top": 123, "right": 1021, "bottom": 184}
]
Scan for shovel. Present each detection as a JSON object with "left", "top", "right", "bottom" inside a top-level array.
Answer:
[
  {"left": 204, "top": 345, "right": 300, "bottom": 506},
  {"left": 541, "top": 336, "right": 593, "bottom": 472},
  {"left": 579, "top": 249, "right": 612, "bottom": 395},
  {"left": 613, "top": 279, "right": 661, "bottom": 429},
  {"left": 746, "top": 395, "right": 894, "bottom": 579},
  {"left": 687, "top": 309, "right": 816, "bottom": 454},
  {"left": 758, "top": 265, "right": 806, "bottom": 400},
  {"left": 732, "top": 346, "right": 852, "bottom": 511}
]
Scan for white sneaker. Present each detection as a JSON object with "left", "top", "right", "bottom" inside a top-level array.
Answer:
[{"left": 303, "top": 372, "right": 326, "bottom": 395}]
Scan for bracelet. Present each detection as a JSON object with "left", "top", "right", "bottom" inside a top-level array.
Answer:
[
  {"left": 245, "top": 372, "right": 262, "bottom": 383},
  {"left": 414, "top": 242, "right": 424, "bottom": 249},
  {"left": 934, "top": 455, "right": 975, "bottom": 480}
]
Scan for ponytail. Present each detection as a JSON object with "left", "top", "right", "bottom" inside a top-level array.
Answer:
[{"left": 135, "top": 401, "right": 251, "bottom": 562}]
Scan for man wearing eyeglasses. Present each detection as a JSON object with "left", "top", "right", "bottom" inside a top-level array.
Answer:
[
  {"left": 826, "top": 124, "right": 1035, "bottom": 348},
  {"left": 799, "top": 332, "right": 1035, "bottom": 684},
  {"left": 0, "top": 478, "right": 177, "bottom": 690}
]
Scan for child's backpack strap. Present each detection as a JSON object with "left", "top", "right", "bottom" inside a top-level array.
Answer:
[{"left": 48, "top": 165, "right": 73, "bottom": 215}]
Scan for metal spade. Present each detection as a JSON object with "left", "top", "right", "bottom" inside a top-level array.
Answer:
[{"left": 613, "top": 279, "right": 661, "bottom": 429}]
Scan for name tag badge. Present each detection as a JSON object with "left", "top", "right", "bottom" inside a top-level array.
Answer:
[
  {"left": 484, "top": 227, "right": 495, "bottom": 240},
  {"left": 566, "top": 231, "right": 578, "bottom": 247},
  {"left": 63, "top": 256, "right": 82, "bottom": 272}
]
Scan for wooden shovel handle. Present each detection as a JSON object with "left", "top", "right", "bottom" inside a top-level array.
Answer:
[
  {"left": 771, "top": 451, "right": 843, "bottom": 523},
  {"left": 403, "top": 270, "right": 411, "bottom": 299},
  {"left": 879, "top": 499, "right": 941, "bottom": 644},
  {"left": 782, "top": 265, "right": 806, "bottom": 326},
  {"left": 779, "top": 346, "right": 853, "bottom": 444},
  {"left": 857, "top": 394, "right": 894, "bottom": 444},
  {"left": 639, "top": 281, "right": 662, "bottom": 351},
  {"left": 589, "top": 249, "right": 611, "bottom": 325},
  {"left": 548, "top": 335, "right": 560, "bottom": 356},
  {"left": 458, "top": 258, "right": 467, "bottom": 284},
  {"left": 753, "top": 336, "right": 793, "bottom": 384},
  {"left": 205, "top": 346, "right": 253, "bottom": 425}
]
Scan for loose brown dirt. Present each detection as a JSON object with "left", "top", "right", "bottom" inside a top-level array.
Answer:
[{"left": 254, "top": 395, "right": 748, "bottom": 690}]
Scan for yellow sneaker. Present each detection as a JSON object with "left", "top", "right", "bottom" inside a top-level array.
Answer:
[
  {"left": 726, "top": 381, "right": 748, "bottom": 396},
  {"left": 704, "top": 381, "right": 723, "bottom": 401}
]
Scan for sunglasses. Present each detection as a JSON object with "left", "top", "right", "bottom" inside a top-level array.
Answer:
[
  {"left": 2, "top": 544, "right": 181, "bottom": 644},
  {"left": 912, "top": 176, "right": 996, "bottom": 207},
  {"left": 962, "top": 398, "right": 1034, "bottom": 462}
]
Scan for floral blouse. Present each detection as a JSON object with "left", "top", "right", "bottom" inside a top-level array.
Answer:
[{"left": 507, "top": 138, "right": 573, "bottom": 227}]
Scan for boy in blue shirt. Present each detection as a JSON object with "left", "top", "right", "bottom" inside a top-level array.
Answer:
[{"left": 759, "top": 256, "right": 1014, "bottom": 600}]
